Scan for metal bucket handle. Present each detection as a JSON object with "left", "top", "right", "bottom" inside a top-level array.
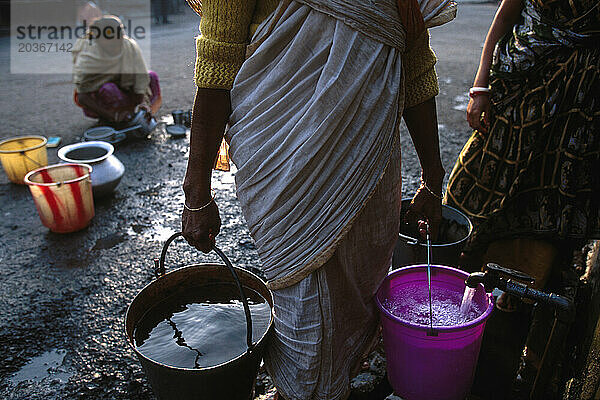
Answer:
[{"left": 155, "top": 232, "right": 255, "bottom": 352}]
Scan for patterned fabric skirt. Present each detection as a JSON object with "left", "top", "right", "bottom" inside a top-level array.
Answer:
[{"left": 444, "top": 45, "right": 600, "bottom": 253}]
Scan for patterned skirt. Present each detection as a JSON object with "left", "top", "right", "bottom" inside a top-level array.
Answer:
[{"left": 445, "top": 43, "right": 600, "bottom": 253}]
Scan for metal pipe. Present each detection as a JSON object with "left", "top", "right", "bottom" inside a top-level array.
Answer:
[{"left": 464, "top": 263, "right": 576, "bottom": 399}]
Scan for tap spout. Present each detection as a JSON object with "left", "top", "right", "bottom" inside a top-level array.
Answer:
[{"left": 465, "top": 272, "right": 486, "bottom": 289}]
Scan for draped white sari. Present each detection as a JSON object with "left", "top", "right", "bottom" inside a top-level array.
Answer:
[
  {"left": 225, "top": 1, "right": 456, "bottom": 398},
  {"left": 227, "top": 0, "right": 455, "bottom": 291},
  {"left": 228, "top": 3, "right": 402, "bottom": 290}
]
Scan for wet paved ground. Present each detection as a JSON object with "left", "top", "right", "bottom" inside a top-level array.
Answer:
[{"left": 0, "top": 2, "right": 499, "bottom": 399}]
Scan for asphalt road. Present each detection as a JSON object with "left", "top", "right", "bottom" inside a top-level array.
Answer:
[{"left": 0, "top": 2, "right": 499, "bottom": 399}]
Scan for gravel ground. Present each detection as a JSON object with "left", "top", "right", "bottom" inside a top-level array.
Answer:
[{"left": 0, "top": 2, "right": 500, "bottom": 399}]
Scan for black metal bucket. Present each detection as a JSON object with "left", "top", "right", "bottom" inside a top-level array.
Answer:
[
  {"left": 125, "top": 233, "right": 274, "bottom": 400},
  {"left": 392, "top": 199, "right": 473, "bottom": 269}
]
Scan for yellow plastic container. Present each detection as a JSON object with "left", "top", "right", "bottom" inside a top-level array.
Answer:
[
  {"left": 0, "top": 136, "right": 48, "bottom": 184},
  {"left": 24, "top": 163, "right": 95, "bottom": 233}
]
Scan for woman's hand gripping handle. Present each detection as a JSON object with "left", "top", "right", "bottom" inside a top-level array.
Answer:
[{"left": 182, "top": 88, "right": 231, "bottom": 253}]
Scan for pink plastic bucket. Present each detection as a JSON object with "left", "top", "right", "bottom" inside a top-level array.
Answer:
[
  {"left": 376, "top": 265, "right": 493, "bottom": 400},
  {"left": 24, "top": 163, "right": 95, "bottom": 233}
]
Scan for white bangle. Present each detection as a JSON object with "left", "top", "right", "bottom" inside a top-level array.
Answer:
[
  {"left": 184, "top": 193, "right": 215, "bottom": 212},
  {"left": 469, "top": 87, "right": 491, "bottom": 99},
  {"left": 469, "top": 87, "right": 490, "bottom": 94}
]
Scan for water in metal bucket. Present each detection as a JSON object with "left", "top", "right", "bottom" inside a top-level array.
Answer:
[
  {"left": 125, "top": 233, "right": 274, "bottom": 400},
  {"left": 393, "top": 199, "right": 473, "bottom": 268},
  {"left": 133, "top": 282, "right": 271, "bottom": 370}
]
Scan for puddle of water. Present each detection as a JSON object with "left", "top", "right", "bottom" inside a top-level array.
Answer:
[
  {"left": 92, "top": 233, "right": 127, "bottom": 250},
  {"left": 10, "top": 349, "right": 73, "bottom": 385}
]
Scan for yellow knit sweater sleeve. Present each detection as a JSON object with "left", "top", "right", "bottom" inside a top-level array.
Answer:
[
  {"left": 403, "top": 30, "right": 439, "bottom": 108},
  {"left": 195, "top": 0, "right": 256, "bottom": 89}
]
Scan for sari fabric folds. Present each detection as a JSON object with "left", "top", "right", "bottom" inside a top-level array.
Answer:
[
  {"left": 227, "top": 3, "right": 402, "bottom": 290},
  {"left": 228, "top": 0, "right": 455, "bottom": 290}
]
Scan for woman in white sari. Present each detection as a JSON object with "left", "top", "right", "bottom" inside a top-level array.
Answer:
[{"left": 182, "top": 0, "right": 455, "bottom": 398}]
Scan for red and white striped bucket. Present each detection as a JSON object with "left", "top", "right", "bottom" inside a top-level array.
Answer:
[{"left": 24, "top": 163, "right": 95, "bottom": 233}]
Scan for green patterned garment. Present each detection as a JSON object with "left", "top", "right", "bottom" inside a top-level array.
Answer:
[{"left": 445, "top": 0, "right": 600, "bottom": 252}]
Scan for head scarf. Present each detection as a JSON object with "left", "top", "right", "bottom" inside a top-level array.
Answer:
[{"left": 72, "top": 15, "right": 150, "bottom": 94}]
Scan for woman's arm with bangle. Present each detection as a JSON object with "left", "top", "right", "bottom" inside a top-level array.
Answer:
[
  {"left": 468, "top": 0, "right": 524, "bottom": 132},
  {"left": 182, "top": 0, "right": 255, "bottom": 252},
  {"left": 181, "top": 88, "right": 230, "bottom": 253},
  {"left": 404, "top": 97, "right": 445, "bottom": 240},
  {"left": 402, "top": 31, "right": 445, "bottom": 239}
]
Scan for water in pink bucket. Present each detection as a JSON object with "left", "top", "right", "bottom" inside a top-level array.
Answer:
[{"left": 376, "top": 265, "right": 493, "bottom": 400}]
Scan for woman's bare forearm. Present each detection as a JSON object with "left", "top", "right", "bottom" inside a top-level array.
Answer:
[
  {"left": 473, "top": 0, "right": 524, "bottom": 87},
  {"left": 183, "top": 88, "right": 231, "bottom": 206},
  {"left": 403, "top": 96, "right": 444, "bottom": 239},
  {"left": 404, "top": 97, "right": 445, "bottom": 189}
]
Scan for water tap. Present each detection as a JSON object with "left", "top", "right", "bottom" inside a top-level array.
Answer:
[
  {"left": 465, "top": 263, "right": 533, "bottom": 291},
  {"left": 465, "top": 263, "right": 574, "bottom": 320}
]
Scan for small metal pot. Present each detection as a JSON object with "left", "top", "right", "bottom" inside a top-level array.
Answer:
[
  {"left": 129, "top": 109, "right": 158, "bottom": 137},
  {"left": 171, "top": 110, "right": 185, "bottom": 126},
  {"left": 58, "top": 141, "right": 124, "bottom": 198},
  {"left": 392, "top": 200, "right": 473, "bottom": 269}
]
